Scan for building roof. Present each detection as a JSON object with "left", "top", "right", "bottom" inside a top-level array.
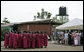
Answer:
[
  {"left": 1, "top": 19, "right": 63, "bottom": 27},
  {"left": 15, "top": 19, "right": 62, "bottom": 25},
  {"left": 56, "top": 18, "right": 83, "bottom": 30},
  {"left": 1, "top": 23, "right": 14, "bottom": 27},
  {"left": 17, "top": 19, "right": 52, "bottom": 24}
]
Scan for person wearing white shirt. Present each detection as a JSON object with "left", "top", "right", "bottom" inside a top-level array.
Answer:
[
  {"left": 77, "top": 32, "right": 81, "bottom": 45},
  {"left": 72, "top": 31, "right": 78, "bottom": 46},
  {"left": 64, "top": 32, "right": 69, "bottom": 45}
]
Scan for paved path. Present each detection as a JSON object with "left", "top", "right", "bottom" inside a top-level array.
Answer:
[{"left": 1, "top": 41, "right": 83, "bottom": 51}]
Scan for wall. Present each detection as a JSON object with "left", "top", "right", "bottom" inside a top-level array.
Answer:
[{"left": 17, "top": 24, "right": 52, "bottom": 35}]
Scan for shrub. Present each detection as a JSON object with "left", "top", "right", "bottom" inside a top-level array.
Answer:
[
  {"left": 1, "top": 35, "right": 4, "bottom": 41},
  {"left": 1, "top": 29, "right": 6, "bottom": 41}
]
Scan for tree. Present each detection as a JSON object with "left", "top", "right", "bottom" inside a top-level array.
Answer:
[
  {"left": 2, "top": 17, "right": 10, "bottom": 24},
  {"left": 12, "top": 24, "right": 18, "bottom": 32},
  {"left": 34, "top": 8, "right": 52, "bottom": 20},
  {"left": 52, "top": 15, "right": 58, "bottom": 22},
  {"left": 47, "top": 12, "right": 51, "bottom": 19},
  {"left": 52, "top": 15, "right": 69, "bottom": 23},
  {"left": 37, "top": 12, "right": 40, "bottom": 19},
  {"left": 41, "top": 8, "right": 45, "bottom": 19},
  {"left": 33, "top": 16, "right": 36, "bottom": 20}
]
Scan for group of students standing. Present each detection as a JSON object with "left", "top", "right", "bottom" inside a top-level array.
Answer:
[
  {"left": 4, "top": 31, "right": 48, "bottom": 49},
  {"left": 55, "top": 31, "right": 83, "bottom": 46},
  {"left": 64, "top": 31, "right": 83, "bottom": 46}
]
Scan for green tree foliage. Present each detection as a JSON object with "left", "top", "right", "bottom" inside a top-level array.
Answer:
[
  {"left": 41, "top": 8, "right": 45, "bottom": 19},
  {"left": 12, "top": 24, "right": 18, "bottom": 31},
  {"left": 52, "top": 16, "right": 59, "bottom": 22},
  {"left": 47, "top": 12, "right": 51, "bottom": 19},
  {"left": 37, "top": 12, "right": 40, "bottom": 18},
  {"left": 1, "top": 35, "right": 4, "bottom": 41},
  {"left": 34, "top": 16, "right": 36, "bottom": 20},
  {"left": 1, "top": 29, "right": 7, "bottom": 41},
  {"left": 44, "top": 11, "right": 48, "bottom": 16},
  {"left": 34, "top": 8, "right": 52, "bottom": 20},
  {"left": 2, "top": 17, "right": 10, "bottom": 24},
  {"left": 52, "top": 15, "right": 69, "bottom": 23}
]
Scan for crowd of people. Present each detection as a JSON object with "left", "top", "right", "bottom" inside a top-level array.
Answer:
[
  {"left": 4, "top": 31, "right": 48, "bottom": 49},
  {"left": 53, "top": 31, "right": 83, "bottom": 46}
]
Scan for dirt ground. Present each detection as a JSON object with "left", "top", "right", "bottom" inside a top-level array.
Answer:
[{"left": 1, "top": 41, "right": 83, "bottom": 51}]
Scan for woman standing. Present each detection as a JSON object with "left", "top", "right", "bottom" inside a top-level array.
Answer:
[{"left": 72, "top": 31, "right": 78, "bottom": 46}]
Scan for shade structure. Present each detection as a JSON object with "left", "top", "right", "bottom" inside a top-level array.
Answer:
[{"left": 56, "top": 18, "right": 83, "bottom": 30}]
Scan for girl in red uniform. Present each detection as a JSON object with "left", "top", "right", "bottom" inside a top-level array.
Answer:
[
  {"left": 18, "top": 32, "right": 22, "bottom": 48},
  {"left": 8, "top": 32, "right": 14, "bottom": 48},
  {"left": 23, "top": 31, "right": 28, "bottom": 49},
  {"left": 20, "top": 33, "right": 23, "bottom": 48},
  {"left": 27, "top": 31, "right": 31, "bottom": 48},
  {"left": 32, "top": 32, "right": 36, "bottom": 48},
  {"left": 35, "top": 32, "right": 37, "bottom": 48},
  {"left": 13, "top": 32, "right": 18, "bottom": 49},
  {"left": 35, "top": 32, "right": 40, "bottom": 48},
  {"left": 4, "top": 32, "right": 9, "bottom": 48},
  {"left": 44, "top": 32, "right": 48, "bottom": 48},
  {"left": 39, "top": 32, "right": 43, "bottom": 48},
  {"left": 40, "top": 32, "right": 44, "bottom": 48}
]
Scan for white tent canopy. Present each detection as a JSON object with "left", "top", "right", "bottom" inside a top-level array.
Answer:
[{"left": 56, "top": 18, "right": 83, "bottom": 30}]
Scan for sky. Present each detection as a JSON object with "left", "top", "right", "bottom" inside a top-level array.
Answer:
[{"left": 1, "top": 1, "right": 83, "bottom": 23}]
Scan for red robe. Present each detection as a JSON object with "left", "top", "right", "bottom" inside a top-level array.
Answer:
[
  {"left": 41, "top": 34, "right": 44, "bottom": 46},
  {"left": 39, "top": 34, "right": 43, "bottom": 47},
  {"left": 18, "top": 34, "right": 22, "bottom": 48},
  {"left": 23, "top": 33, "right": 28, "bottom": 48},
  {"left": 35, "top": 33, "right": 37, "bottom": 48},
  {"left": 44, "top": 34, "right": 48, "bottom": 46},
  {"left": 13, "top": 33, "right": 18, "bottom": 49},
  {"left": 4, "top": 33, "right": 9, "bottom": 48},
  {"left": 32, "top": 34, "right": 35, "bottom": 48},
  {"left": 20, "top": 34, "right": 23, "bottom": 48},
  {"left": 35, "top": 33, "right": 40, "bottom": 48},
  {"left": 27, "top": 33, "right": 31, "bottom": 48},
  {"left": 8, "top": 32, "right": 14, "bottom": 48}
]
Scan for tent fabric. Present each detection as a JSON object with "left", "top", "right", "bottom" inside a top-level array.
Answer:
[{"left": 56, "top": 18, "right": 83, "bottom": 30}]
